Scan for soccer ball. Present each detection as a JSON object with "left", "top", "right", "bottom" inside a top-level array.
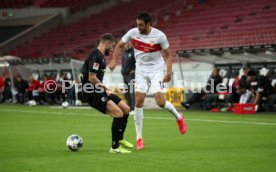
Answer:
[
  {"left": 75, "top": 100, "right": 82, "bottom": 106},
  {"left": 62, "top": 101, "right": 69, "bottom": 108},
  {"left": 28, "top": 100, "right": 36, "bottom": 107},
  {"left": 66, "top": 134, "right": 83, "bottom": 151}
]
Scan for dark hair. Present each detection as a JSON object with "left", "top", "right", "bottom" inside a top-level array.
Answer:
[
  {"left": 99, "top": 33, "right": 115, "bottom": 43},
  {"left": 137, "top": 12, "right": 152, "bottom": 24}
]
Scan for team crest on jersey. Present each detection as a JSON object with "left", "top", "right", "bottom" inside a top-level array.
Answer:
[
  {"left": 101, "top": 97, "right": 107, "bottom": 102},
  {"left": 92, "top": 63, "right": 100, "bottom": 70}
]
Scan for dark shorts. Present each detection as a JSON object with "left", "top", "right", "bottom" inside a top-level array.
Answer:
[{"left": 87, "top": 92, "right": 122, "bottom": 114}]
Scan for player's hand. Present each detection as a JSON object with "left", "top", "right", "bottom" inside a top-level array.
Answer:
[
  {"left": 106, "top": 88, "right": 114, "bottom": 96},
  {"left": 163, "top": 73, "right": 171, "bottom": 82},
  {"left": 108, "top": 60, "right": 116, "bottom": 71}
]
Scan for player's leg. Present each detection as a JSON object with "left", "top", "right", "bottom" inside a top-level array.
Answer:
[
  {"left": 150, "top": 70, "right": 181, "bottom": 119},
  {"left": 116, "top": 100, "right": 130, "bottom": 135},
  {"left": 154, "top": 91, "right": 182, "bottom": 119},
  {"left": 106, "top": 100, "right": 131, "bottom": 153},
  {"left": 118, "top": 101, "right": 133, "bottom": 148},
  {"left": 106, "top": 99, "right": 124, "bottom": 117},
  {"left": 150, "top": 71, "right": 187, "bottom": 134},
  {"left": 109, "top": 94, "right": 133, "bottom": 148},
  {"left": 87, "top": 93, "right": 129, "bottom": 153},
  {"left": 106, "top": 100, "right": 124, "bottom": 149},
  {"left": 134, "top": 71, "right": 148, "bottom": 150},
  {"left": 154, "top": 91, "right": 187, "bottom": 134},
  {"left": 134, "top": 91, "right": 146, "bottom": 149},
  {"left": 154, "top": 92, "right": 180, "bottom": 118}
]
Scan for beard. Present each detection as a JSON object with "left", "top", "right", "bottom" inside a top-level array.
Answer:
[
  {"left": 104, "top": 48, "right": 110, "bottom": 56},
  {"left": 138, "top": 28, "right": 147, "bottom": 34}
]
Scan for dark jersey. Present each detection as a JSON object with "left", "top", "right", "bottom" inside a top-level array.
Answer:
[
  {"left": 80, "top": 48, "right": 122, "bottom": 114},
  {"left": 206, "top": 74, "right": 222, "bottom": 93},
  {"left": 121, "top": 48, "right": 135, "bottom": 76},
  {"left": 81, "top": 48, "right": 106, "bottom": 84},
  {"left": 16, "top": 80, "right": 29, "bottom": 93},
  {"left": 238, "top": 75, "right": 250, "bottom": 89},
  {"left": 254, "top": 76, "right": 272, "bottom": 96}
]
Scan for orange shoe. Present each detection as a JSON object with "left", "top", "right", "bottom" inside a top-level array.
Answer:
[
  {"left": 136, "top": 138, "right": 144, "bottom": 150},
  {"left": 177, "top": 113, "right": 187, "bottom": 134}
]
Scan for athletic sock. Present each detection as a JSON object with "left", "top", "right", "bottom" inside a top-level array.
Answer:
[
  {"left": 119, "top": 114, "right": 129, "bottom": 140},
  {"left": 134, "top": 107, "right": 143, "bottom": 140},
  {"left": 163, "top": 101, "right": 181, "bottom": 120},
  {"left": 111, "top": 117, "right": 123, "bottom": 149}
]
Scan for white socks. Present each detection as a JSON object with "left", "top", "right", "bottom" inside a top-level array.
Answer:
[
  {"left": 134, "top": 107, "right": 143, "bottom": 140},
  {"left": 164, "top": 101, "right": 181, "bottom": 120},
  {"left": 134, "top": 102, "right": 180, "bottom": 140}
]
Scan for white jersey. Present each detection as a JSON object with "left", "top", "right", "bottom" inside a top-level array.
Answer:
[{"left": 122, "top": 27, "right": 169, "bottom": 72}]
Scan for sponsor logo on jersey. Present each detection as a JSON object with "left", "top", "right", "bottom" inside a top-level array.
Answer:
[
  {"left": 131, "top": 39, "right": 161, "bottom": 53},
  {"left": 92, "top": 63, "right": 100, "bottom": 70}
]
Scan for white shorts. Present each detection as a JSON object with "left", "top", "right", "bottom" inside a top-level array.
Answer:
[{"left": 135, "top": 70, "right": 164, "bottom": 93}]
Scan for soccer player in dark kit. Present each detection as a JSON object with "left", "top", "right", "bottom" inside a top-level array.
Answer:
[{"left": 81, "top": 33, "right": 133, "bottom": 153}]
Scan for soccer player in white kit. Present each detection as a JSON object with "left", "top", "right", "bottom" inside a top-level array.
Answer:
[{"left": 109, "top": 12, "right": 187, "bottom": 150}]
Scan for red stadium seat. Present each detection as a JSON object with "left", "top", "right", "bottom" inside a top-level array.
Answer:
[{"left": 6, "top": 0, "right": 276, "bottom": 61}]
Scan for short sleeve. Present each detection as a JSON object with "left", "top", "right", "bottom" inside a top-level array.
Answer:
[
  {"left": 88, "top": 55, "right": 101, "bottom": 73},
  {"left": 250, "top": 81, "right": 258, "bottom": 91},
  {"left": 159, "top": 33, "right": 170, "bottom": 50},
  {"left": 122, "top": 29, "right": 133, "bottom": 43}
]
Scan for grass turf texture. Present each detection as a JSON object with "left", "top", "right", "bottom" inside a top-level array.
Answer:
[{"left": 0, "top": 104, "right": 276, "bottom": 172}]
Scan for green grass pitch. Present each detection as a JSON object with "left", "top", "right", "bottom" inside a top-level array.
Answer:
[{"left": 0, "top": 104, "right": 276, "bottom": 172}]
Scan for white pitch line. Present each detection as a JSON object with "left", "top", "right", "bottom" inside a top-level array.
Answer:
[
  {"left": 144, "top": 116, "right": 276, "bottom": 126},
  {"left": 1, "top": 109, "right": 276, "bottom": 126},
  {"left": 187, "top": 118, "right": 276, "bottom": 125},
  {"left": 0, "top": 109, "right": 98, "bottom": 117}
]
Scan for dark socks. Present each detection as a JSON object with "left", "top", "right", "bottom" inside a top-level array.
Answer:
[
  {"left": 119, "top": 114, "right": 129, "bottom": 140},
  {"left": 111, "top": 117, "right": 123, "bottom": 149}
]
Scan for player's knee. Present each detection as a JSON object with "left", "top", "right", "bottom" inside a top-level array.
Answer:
[
  {"left": 156, "top": 99, "right": 166, "bottom": 108},
  {"left": 113, "top": 109, "right": 124, "bottom": 118},
  {"left": 125, "top": 106, "right": 131, "bottom": 114},
  {"left": 122, "top": 105, "right": 130, "bottom": 114},
  {"left": 135, "top": 93, "right": 146, "bottom": 108},
  {"left": 135, "top": 101, "right": 143, "bottom": 108}
]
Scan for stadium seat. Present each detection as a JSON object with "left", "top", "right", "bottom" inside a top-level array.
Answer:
[{"left": 6, "top": 0, "right": 276, "bottom": 62}]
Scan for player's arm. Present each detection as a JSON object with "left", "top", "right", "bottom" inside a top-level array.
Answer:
[
  {"left": 88, "top": 72, "right": 108, "bottom": 90},
  {"left": 110, "top": 29, "right": 132, "bottom": 71},
  {"left": 88, "top": 72, "right": 112, "bottom": 94},
  {"left": 109, "top": 40, "right": 126, "bottom": 71},
  {"left": 162, "top": 48, "right": 172, "bottom": 82}
]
